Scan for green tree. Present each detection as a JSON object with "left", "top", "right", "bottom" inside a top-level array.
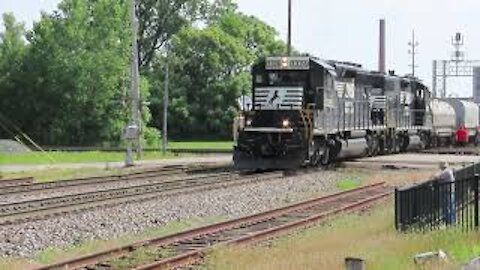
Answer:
[
  {"left": 16, "top": 0, "right": 135, "bottom": 146},
  {"left": 214, "top": 12, "right": 286, "bottom": 59},
  {"left": 0, "top": 0, "right": 288, "bottom": 145},
  {"left": 205, "top": 0, "right": 238, "bottom": 23},
  {"left": 147, "top": 8, "right": 286, "bottom": 138},
  {"left": 166, "top": 26, "right": 250, "bottom": 136},
  {"left": 137, "top": 0, "right": 208, "bottom": 68},
  {"left": 0, "top": 13, "right": 28, "bottom": 139}
]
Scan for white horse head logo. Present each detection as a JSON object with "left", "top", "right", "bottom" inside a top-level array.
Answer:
[{"left": 268, "top": 90, "right": 280, "bottom": 105}]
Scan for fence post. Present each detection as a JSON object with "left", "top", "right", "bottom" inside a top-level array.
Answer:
[
  {"left": 475, "top": 174, "right": 479, "bottom": 229},
  {"left": 394, "top": 188, "right": 398, "bottom": 231},
  {"left": 345, "top": 257, "right": 365, "bottom": 270}
]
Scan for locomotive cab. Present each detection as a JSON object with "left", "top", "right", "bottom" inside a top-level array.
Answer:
[{"left": 234, "top": 56, "right": 336, "bottom": 170}]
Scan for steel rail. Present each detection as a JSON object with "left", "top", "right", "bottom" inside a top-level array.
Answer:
[
  {"left": 136, "top": 190, "right": 390, "bottom": 270},
  {"left": 35, "top": 182, "right": 389, "bottom": 270},
  {"left": 0, "top": 167, "right": 187, "bottom": 196},
  {"left": 135, "top": 186, "right": 390, "bottom": 270},
  {"left": 0, "top": 164, "right": 230, "bottom": 196}
]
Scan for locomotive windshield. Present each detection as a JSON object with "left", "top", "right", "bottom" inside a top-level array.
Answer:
[
  {"left": 252, "top": 70, "right": 307, "bottom": 110},
  {"left": 254, "top": 71, "right": 307, "bottom": 87}
]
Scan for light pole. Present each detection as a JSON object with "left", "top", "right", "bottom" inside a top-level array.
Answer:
[
  {"left": 408, "top": 30, "right": 419, "bottom": 77},
  {"left": 162, "top": 52, "right": 169, "bottom": 155},
  {"left": 287, "top": 0, "right": 292, "bottom": 56},
  {"left": 126, "top": 0, "right": 142, "bottom": 166}
]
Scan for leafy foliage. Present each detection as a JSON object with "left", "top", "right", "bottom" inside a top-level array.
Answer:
[
  {"left": 0, "top": 1, "right": 133, "bottom": 146},
  {"left": 0, "top": 13, "right": 28, "bottom": 138},
  {"left": 148, "top": 7, "right": 286, "bottom": 138},
  {"left": 0, "top": 0, "right": 286, "bottom": 145},
  {"left": 136, "top": 0, "right": 208, "bottom": 68}
]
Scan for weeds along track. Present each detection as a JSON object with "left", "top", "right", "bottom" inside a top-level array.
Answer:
[
  {"left": 35, "top": 182, "right": 391, "bottom": 270},
  {"left": 0, "top": 170, "right": 282, "bottom": 225}
]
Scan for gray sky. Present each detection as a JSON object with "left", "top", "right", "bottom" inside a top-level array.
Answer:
[{"left": 1, "top": 0, "right": 479, "bottom": 96}]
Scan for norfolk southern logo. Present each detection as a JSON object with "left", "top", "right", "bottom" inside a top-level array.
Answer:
[{"left": 268, "top": 90, "right": 280, "bottom": 105}]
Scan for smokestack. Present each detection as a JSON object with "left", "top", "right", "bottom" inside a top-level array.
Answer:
[{"left": 378, "top": 19, "right": 386, "bottom": 73}]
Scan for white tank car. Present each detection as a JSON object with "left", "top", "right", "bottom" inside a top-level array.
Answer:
[
  {"left": 430, "top": 99, "right": 456, "bottom": 137},
  {"left": 444, "top": 99, "right": 480, "bottom": 136}
]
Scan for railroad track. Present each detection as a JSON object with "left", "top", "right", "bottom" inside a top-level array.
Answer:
[
  {"left": 35, "top": 182, "right": 390, "bottom": 270},
  {"left": 0, "top": 168, "right": 183, "bottom": 196},
  {"left": 0, "top": 171, "right": 281, "bottom": 225},
  {"left": 0, "top": 177, "right": 34, "bottom": 188},
  {"left": 0, "top": 164, "right": 230, "bottom": 196}
]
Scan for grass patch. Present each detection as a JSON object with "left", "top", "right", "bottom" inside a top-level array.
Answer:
[
  {"left": 336, "top": 177, "right": 362, "bottom": 191},
  {"left": 338, "top": 167, "right": 437, "bottom": 187},
  {"left": 2, "top": 167, "right": 129, "bottom": 183},
  {"left": 0, "top": 151, "right": 184, "bottom": 165},
  {"left": 204, "top": 201, "right": 480, "bottom": 270},
  {"left": 108, "top": 247, "right": 174, "bottom": 269},
  {"left": 0, "top": 141, "right": 232, "bottom": 165},
  {"left": 168, "top": 141, "right": 233, "bottom": 150},
  {"left": 0, "top": 216, "right": 226, "bottom": 269}
]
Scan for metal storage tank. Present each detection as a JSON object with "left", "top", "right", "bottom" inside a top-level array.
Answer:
[
  {"left": 430, "top": 99, "right": 456, "bottom": 137},
  {"left": 444, "top": 98, "right": 480, "bottom": 136}
]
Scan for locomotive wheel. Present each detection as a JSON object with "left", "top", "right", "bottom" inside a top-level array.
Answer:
[
  {"left": 310, "top": 149, "right": 322, "bottom": 167},
  {"left": 386, "top": 137, "right": 394, "bottom": 154},
  {"left": 377, "top": 135, "right": 385, "bottom": 155},
  {"left": 372, "top": 136, "right": 380, "bottom": 156},
  {"left": 431, "top": 136, "right": 438, "bottom": 148},
  {"left": 400, "top": 134, "right": 410, "bottom": 153},
  {"left": 366, "top": 134, "right": 374, "bottom": 157},
  {"left": 393, "top": 135, "right": 403, "bottom": 154},
  {"left": 320, "top": 146, "right": 330, "bottom": 166},
  {"left": 419, "top": 133, "right": 429, "bottom": 150},
  {"left": 366, "top": 134, "right": 379, "bottom": 157}
]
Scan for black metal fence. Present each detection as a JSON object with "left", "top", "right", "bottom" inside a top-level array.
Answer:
[{"left": 395, "top": 163, "right": 480, "bottom": 231}]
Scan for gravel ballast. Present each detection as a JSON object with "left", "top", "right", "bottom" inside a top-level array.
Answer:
[{"left": 0, "top": 170, "right": 344, "bottom": 257}]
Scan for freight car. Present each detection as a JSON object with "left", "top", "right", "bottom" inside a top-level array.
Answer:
[{"left": 444, "top": 99, "right": 479, "bottom": 138}]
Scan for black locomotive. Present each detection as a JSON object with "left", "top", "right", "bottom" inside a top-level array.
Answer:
[{"left": 234, "top": 56, "right": 431, "bottom": 170}]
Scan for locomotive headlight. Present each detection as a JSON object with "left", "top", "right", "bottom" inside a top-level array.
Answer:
[
  {"left": 282, "top": 119, "right": 290, "bottom": 128},
  {"left": 246, "top": 119, "right": 253, "bottom": 126},
  {"left": 281, "top": 57, "right": 289, "bottom": 68}
]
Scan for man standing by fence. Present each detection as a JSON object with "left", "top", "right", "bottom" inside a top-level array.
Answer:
[{"left": 435, "top": 161, "right": 456, "bottom": 225}]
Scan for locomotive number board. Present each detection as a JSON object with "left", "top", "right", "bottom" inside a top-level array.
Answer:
[{"left": 266, "top": 57, "right": 310, "bottom": 70}]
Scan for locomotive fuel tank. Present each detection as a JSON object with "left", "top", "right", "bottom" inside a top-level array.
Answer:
[{"left": 337, "top": 138, "right": 368, "bottom": 159}]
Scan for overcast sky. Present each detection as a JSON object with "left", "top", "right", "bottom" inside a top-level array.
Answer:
[{"left": 1, "top": 0, "right": 479, "bottom": 96}]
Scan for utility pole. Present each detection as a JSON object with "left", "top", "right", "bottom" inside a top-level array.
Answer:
[
  {"left": 408, "top": 29, "right": 419, "bottom": 77},
  {"left": 287, "top": 0, "right": 292, "bottom": 56},
  {"left": 126, "top": 0, "right": 142, "bottom": 166},
  {"left": 162, "top": 54, "right": 169, "bottom": 155}
]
